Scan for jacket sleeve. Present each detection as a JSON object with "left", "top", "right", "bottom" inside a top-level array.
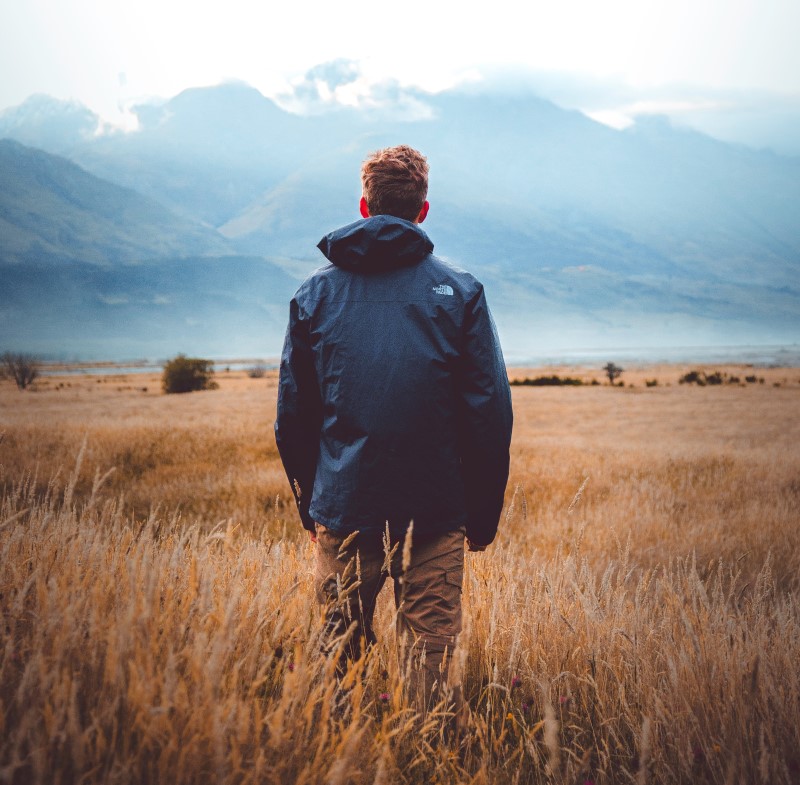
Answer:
[
  {"left": 455, "top": 285, "right": 513, "bottom": 546},
  {"left": 274, "top": 295, "right": 323, "bottom": 531}
]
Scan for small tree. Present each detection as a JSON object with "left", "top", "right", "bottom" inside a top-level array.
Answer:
[
  {"left": 162, "top": 354, "right": 218, "bottom": 394},
  {"left": 603, "top": 362, "right": 624, "bottom": 385},
  {"left": 3, "top": 352, "right": 41, "bottom": 390}
]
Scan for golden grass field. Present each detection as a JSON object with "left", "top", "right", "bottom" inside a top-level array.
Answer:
[{"left": 1, "top": 363, "right": 799, "bottom": 784}]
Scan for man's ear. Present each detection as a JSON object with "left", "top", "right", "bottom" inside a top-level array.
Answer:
[
  {"left": 416, "top": 201, "right": 430, "bottom": 224},
  {"left": 359, "top": 196, "right": 370, "bottom": 218}
]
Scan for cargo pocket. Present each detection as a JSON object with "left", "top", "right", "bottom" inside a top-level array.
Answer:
[
  {"left": 439, "top": 568, "right": 463, "bottom": 639},
  {"left": 444, "top": 569, "right": 463, "bottom": 594}
]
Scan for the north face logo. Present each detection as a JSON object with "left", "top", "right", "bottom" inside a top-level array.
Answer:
[{"left": 432, "top": 284, "right": 454, "bottom": 296}]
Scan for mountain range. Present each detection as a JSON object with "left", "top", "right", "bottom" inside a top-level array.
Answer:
[{"left": 1, "top": 82, "right": 799, "bottom": 360}]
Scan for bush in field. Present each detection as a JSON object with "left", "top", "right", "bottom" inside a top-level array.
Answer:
[
  {"left": 509, "top": 375, "right": 583, "bottom": 386},
  {"left": 680, "top": 370, "right": 705, "bottom": 385},
  {"left": 680, "top": 369, "right": 739, "bottom": 386},
  {"left": 162, "top": 354, "right": 218, "bottom": 394},
  {"left": 2, "top": 352, "right": 41, "bottom": 390},
  {"left": 247, "top": 364, "right": 267, "bottom": 379}
]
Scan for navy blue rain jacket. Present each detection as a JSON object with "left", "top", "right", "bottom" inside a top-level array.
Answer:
[{"left": 274, "top": 215, "right": 513, "bottom": 546}]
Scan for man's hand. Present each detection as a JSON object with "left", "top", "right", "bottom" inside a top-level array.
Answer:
[{"left": 467, "top": 538, "right": 487, "bottom": 552}]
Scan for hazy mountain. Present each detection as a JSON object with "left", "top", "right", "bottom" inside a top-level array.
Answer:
[
  {"left": 0, "top": 139, "right": 230, "bottom": 264},
  {"left": 70, "top": 83, "right": 370, "bottom": 226},
  {"left": 2, "top": 80, "right": 799, "bottom": 358},
  {"left": 0, "top": 94, "right": 100, "bottom": 153}
]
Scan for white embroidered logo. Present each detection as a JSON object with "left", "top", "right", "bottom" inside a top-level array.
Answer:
[{"left": 432, "top": 284, "right": 454, "bottom": 296}]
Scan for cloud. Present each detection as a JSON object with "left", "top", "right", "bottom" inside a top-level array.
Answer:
[
  {"left": 585, "top": 97, "right": 733, "bottom": 132},
  {"left": 612, "top": 92, "right": 800, "bottom": 155},
  {"left": 582, "top": 110, "right": 635, "bottom": 130},
  {"left": 276, "top": 59, "right": 436, "bottom": 120}
]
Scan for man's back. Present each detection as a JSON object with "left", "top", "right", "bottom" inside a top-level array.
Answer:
[{"left": 275, "top": 214, "right": 513, "bottom": 546}]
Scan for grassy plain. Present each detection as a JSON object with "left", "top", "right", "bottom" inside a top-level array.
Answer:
[{"left": 1, "top": 365, "right": 799, "bottom": 784}]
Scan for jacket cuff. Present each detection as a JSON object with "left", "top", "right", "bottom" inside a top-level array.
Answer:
[{"left": 296, "top": 500, "right": 316, "bottom": 531}]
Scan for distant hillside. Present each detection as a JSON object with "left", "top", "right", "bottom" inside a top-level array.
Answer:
[
  {"left": 0, "top": 139, "right": 230, "bottom": 265},
  {"left": 2, "top": 82, "right": 800, "bottom": 357}
]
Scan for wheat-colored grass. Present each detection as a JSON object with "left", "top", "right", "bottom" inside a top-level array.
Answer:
[{"left": 1, "top": 366, "right": 799, "bottom": 783}]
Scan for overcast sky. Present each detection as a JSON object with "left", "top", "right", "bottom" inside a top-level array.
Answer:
[{"left": 1, "top": 0, "right": 799, "bottom": 150}]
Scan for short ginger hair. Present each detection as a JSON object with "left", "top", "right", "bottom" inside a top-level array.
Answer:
[{"left": 360, "top": 145, "right": 429, "bottom": 222}]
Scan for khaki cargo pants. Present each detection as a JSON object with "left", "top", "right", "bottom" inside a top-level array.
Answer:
[{"left": 314, "top": 523, "right": 465, "bottom": 711}]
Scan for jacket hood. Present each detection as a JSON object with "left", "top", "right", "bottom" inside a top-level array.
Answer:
[{"left": 317, "top": 215, "right": 434, "bottom": 272}]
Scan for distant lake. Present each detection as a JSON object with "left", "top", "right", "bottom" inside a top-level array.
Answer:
[
  {"left": 40, "top": 345, "right": 800, "bottom": 375},
  {"left": 504, "top": 344, "right": 800, "bottom": 368}
]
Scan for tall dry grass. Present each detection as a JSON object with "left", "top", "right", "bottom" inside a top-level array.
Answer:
[{"left": 1, "top": 370, "right": 799, "bottom": 783}]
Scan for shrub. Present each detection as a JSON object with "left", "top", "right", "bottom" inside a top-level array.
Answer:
[
  {"left": 645, "top": 379, "right": 658, "bottom": 387},
  {"left": 248, "top": 364, "right": 267, "bottom": 379},
  {"left": 679, "top": 369, "right": 741, "bottom": 386},
  {"left": 509, "top": 375, "right": 583, "bottom": 387},
  {"left": 162, "top": 355, "right": 218, "bottom": 394},
  {"left": 679, "top": 370, "right": 705, "bottom": 385},
  {"left": 2, "top": 352, "right": 41, "bottom": 390}
]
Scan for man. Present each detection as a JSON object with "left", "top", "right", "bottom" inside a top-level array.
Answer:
[{"left": 275, "top": 145, "right": 512, "bottom": 710}]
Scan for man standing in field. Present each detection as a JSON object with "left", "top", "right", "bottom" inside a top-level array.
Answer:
[{"left": 275, "top": 145, "right": 513, "bottom": 711}]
